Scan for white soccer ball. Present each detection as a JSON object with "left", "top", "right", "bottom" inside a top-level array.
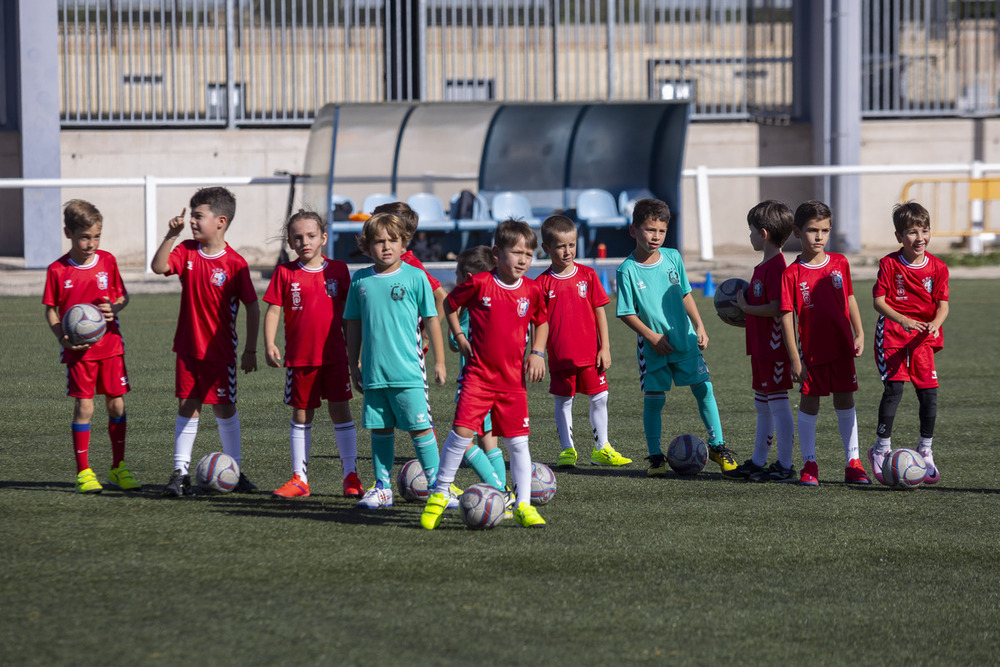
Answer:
[
  {"left": 666, "top": 434, "right": 708, "bottom": 475},
  {"left": 530, "top": 461, "right": 557, "bottom": 505},
  {"left": 195, "top": 452, "right": 240, "bottom": 493},
  {"left": 881, "top": 448, "right": 928, "bottom": 489},
  {"left": 62, "top": 302, "right": 107, "bottom": 346},
  {"left": 459, "top": 484, "right": 506, "bottom": 529},
  {"left": 396, "top": 458, "right": 429, "bottom": 502}
]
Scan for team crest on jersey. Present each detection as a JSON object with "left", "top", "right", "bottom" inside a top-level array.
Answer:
[
  {"left": 517, "top": 297, "right": 530, "bottom": 317},
  {"left": 290, "top": 282, "right": 302, "bottom": 308},
  {"left": 482, "top": 296, "right": 492, "bottom": 307},
  {"left": 922, "top": 276, "right": 933, "bottom": 293},
  {"left": 211, "top": 268, "right": 228, "bottom": 287},
  {"left": 668, "top": 269, "right": 680, "bottom": 286},
  {"left": 391, "top": 284, "right": 406, "bottom": 301},
  {"left": 799, "top": 281, "right": 812, "bottom": 306},
  {"left": 326, "top": 279, "right": 338, "bottom": 298},
  {"left": 752, "top": 279, "right": 763, "bottom": 298},
  {"left": 895, "top": 273, "right": 906, "bottom": 298},
  {"left": 97, "top": 272, "right": 109, "bottom": 290},
  {"left": 831, "top": 270, "right": 843, "bottom": 289},
  {"left": 577, "top": 281, "right": 588, "bottom": 298}
]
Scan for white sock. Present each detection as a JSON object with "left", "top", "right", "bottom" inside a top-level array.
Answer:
[
  {"left": 798, "top": 411, "right": 818, "bottom": 464},
  {"left": 769, "top": 393, "right": 795, "bottom": 468},
  {"left": 216, "top": 413, "right": 242, "bottom": 465},
  {"left": 589, "top": 391, "right": 609, "bottom": 449},
  {"left": 875, "top": 436, "right": 892, "bottom": 452},
  {"left": 918, "top": 437, "right": 933, "bottom": 453},
  {"left": 752, "top": 392, "right": 773, "bottom": 466},
  {"left": 173, "top": 416, "right": 199, "bottom": 474},
  {"left": 835, "top": 407, "right": 860, "bottom": 462},
  {"left": 290, "top": 421, "right": 310, "bottom": 482},
  {"left": 434, "top": 430, "right": 472, "bottom": 493},
  {"left": 505, "top": 435, "right": 532, "bottom": 507},
  {"left": 553, "top": 395, "right": 574, "bottom": 450},
  {"left": 334, "top": 421, "right": 358, "bottom": 476}
]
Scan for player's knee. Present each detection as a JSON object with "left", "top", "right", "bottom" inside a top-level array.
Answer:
[{"left": 915, "top": 386, "right": 938, "bottom": 411}]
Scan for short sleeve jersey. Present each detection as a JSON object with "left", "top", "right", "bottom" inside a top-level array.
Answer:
[
  {"left": 536, "top": 264, "right": 610, "bottom": 371},
  {"left": 780, "top": 253, "right": 855, "bottom": 365},
  {"left": 263, "top": 258, "right": 351, "bottom": 367},
  {"left": 343, "top": 262, "right": 437, "bottom": 390},
  {"left": 745, "top": 253, "right": 790, "bottom": 363},
  {"left": 872, "top": 250, "right": 949, "bottom": 350},
  {"left": 616, "top": 248, "right": 697, "bottom": 369},
  {"left": 446, "top": 271, "right": 548, "bottom": 392},
  {"left": 165, "top": 240, "right": 258, "bottom": 363},
  {"left": 401, "top": 249, "right": 442, "bottom": 292},
  {"left": 43, "top": 250, "right": 127, "bottom": 364}
]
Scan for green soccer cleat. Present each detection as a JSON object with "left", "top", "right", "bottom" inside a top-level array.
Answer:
[
  {"left": 708, "top": 444, "right": 740, "bottom": 477},
  {"left": 556, "top": 447, "right": 578, "bottom": 468},
  {"left": 513, "top": 502, "right": 546, "bottom": 528},
  {"left": 591, "top": 443, "right": 632, "bottom": 466},
  {"left": 420, "top": 492, "right": 450, "bottom": 530},
  {"left": 108, "top": 463, "right": 141, "bottom": 491},
  {"left": 76, "top": 468, "right": 103, "bottom": 494},
  {"left": 646, "top": 454, "right": 668, "bottom": 478}
]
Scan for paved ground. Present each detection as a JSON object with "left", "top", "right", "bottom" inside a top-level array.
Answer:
[{"left": 2, "top": 251, "right": 998, "bottom": 297}]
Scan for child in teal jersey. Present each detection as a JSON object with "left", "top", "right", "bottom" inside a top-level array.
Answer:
[
  {"left": 344, "top": 212, "right": 448, "bottom": 508},
  {"left": 615, "top": 199, "right": 739, "bottom": 478}
]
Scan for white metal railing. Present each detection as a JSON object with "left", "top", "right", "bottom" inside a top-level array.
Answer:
[{"left": 3, "top": 160, "right": 999, "bottom": 269}]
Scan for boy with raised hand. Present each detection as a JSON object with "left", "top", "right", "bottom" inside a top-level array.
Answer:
[
  {"left": 151, "top": 186, "right": 260, "bottom": 497},
  {"left": 780, "top": 200, "right": 870, "bottom": 486},
  {"left": 344, "top": 211, "right": 448, "bottom": 509},
  {"left": 616, "top": 199, "right": 737, "bottom": 478},
  {"left": 729, "top": 201, "right": 797, "bottom": 482},
  {"left": 536, "top": 214, "right": 631, "bottom": 469},
  {"left": 420, "top": 219, "right": 549, "bottom": 529},
  {"left": 44, "top": 200, "right": 137, "bottom": 493},
  {"left": 869, "top": 201, "right": 949, "bottom": 485}
]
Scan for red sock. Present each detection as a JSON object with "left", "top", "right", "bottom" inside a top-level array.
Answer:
[
  {"left": 109, "top": 415, "right": 127, "bottom": 468},
  {"left": 72, "top": 423, "right": 91, "bottom": 473}
]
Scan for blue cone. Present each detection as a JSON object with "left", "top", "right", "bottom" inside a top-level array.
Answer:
[
  {"left": 600, "top": 268, "right": 613, "bottom": 295},
  {"left": 703, "top": 270, "right": 716, "bottom": 297}
]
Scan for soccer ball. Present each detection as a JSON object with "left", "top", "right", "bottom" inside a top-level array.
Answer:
[
  {"left": 459, "top": 484, "right": 506, "bottom": 529},
  {"left": 195, "top": 452, "right": 241, "bottom": 493},
  {"left": 666, "top": 434, "right": 708, "bottom": 475},
  {"left": 396, "top": 458, "right": 429, "bottom": 502},
  {"left": 530, "top": 461, "right": 557, "bottom": 505},
  {"left": 713, "top": 278, "right": 749, "bottom": 326},
  {"left": 62, "top": 302, "right": 107, "bottom": 346},
  {"left": 881, "top": 448, "right": 928, "bottom": 489}
]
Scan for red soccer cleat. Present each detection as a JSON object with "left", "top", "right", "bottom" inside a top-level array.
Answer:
[
  {"left": 844, "top": 458, "right": 872, "bottom": 485},
  {"left": 342, "top": 471, "right": 364, "bottom": 498},
  {"left": 273, "top": 474, "right": 310, "bottom": 498}
]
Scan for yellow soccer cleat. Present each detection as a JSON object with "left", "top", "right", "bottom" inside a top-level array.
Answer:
[
  {"left": 556, "top": 447, "right": 578, "bottom": 468},
  {"left": 708, "top": 444, "right": 739, "bottom": 476},
  {"left": 513, "top": 502, "right": 545, "bottom": 528},
  {"left": 420, "top": 492, "right": 450, "bottom": 530},
  {"left": 646, "top": 454, "right": 668, "bottom": 478},
  {"left": 108, "top": 463, "right": 141, "bottom": 491},
  {"left": 76, "top": 468, "right": 103, "bottom": 494},
  {"left": 591, "top": 443, "right": 632, "bottom": 466}
]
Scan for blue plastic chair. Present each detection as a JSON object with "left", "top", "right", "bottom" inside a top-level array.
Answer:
[
  {"left": 577, "top": 188, "right": 628, "bottom": 253},
  {"left": 491, "top": 191, "right": 541, "bottom": 228},
  {"left": 406, "top": 192, "right": 455, "bottom": 232},
  {"left": 450, "top": 191, "right": 495, "bottom": 248},
  {"left": 361, "top": 192, "right": 396, "bottom": 214}
]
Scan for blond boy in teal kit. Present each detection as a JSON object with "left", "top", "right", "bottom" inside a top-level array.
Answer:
[{"left": 615, "top": 199, "right": 739, "bottom": 478}]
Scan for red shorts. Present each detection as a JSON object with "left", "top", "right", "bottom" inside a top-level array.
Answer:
[
  {"left": 453, "top": 384, "right": 530, "bottom": 438},
  {"left": 549, "top": 365, "right": 608, "bottom": 397},
  {"left": 751, "top": 356, "right": 793, "bottom": 393},
  {"left": 877, "top": 345, "right": 938, "bottom": 389},
  {"left": 66, "top": 355, "right": 130, "bottom": 399},
  {"left": 801, "top": 359, "right": 858, "bottom": 397},
  {"left": 175, "top": 354, "right": 236, "bottom": 405},
  {"left": 284, "top": 364, "right": 353, "bottom": 409}
]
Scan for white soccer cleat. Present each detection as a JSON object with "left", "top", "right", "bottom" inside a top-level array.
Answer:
[
  {"left": 918, "top": 447, "right": 940, "bottom": 484},
  {"left": 356, "top": 481, "right": 394, "bottom": 508}
]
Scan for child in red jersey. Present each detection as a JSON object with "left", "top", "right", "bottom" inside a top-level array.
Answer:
[
  {"left": 151, "top": 187, "right": 260, "bottom": 497},
  {"left": 780, "top": 200, "right": 870, "bottom": 486},
  {"left": 420, "top": 219, "right": 549, "bottom": 529},
  {"left": 43, "top": 200, "right": 137, "bottom": 493},
  {"left": 536, "top": 215, "right": 631, "bottom": 469},
  {"left": 869, "top": 201, "right": 949, "bottom": 485},
  {"left": 263, "top": 210, "right": 363, "bottom": 499},
  {"left": 729, "top": 201, "right": 797, "bottom": 482}
]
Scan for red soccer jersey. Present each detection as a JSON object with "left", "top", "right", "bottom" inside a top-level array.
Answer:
[
  {"left": 780, "top": 253, "right": 855, "bottom": 365},
  {"left": 536, "top": 263, "right": 610, "bottom": 371},
  {"left": 43, "top": 250, "right": 127, "bottom": 363},
  {"left": 166, "top": 240, "right": 258, "bottom": 363},
  {"left": 447, "top": 271, "right": 548, "bottom": 391},
  {"left": 873, "top": 250, "right": 949, "bottom": 350},
  {"left": 401, "top": 250, "right": 442, "bottom": 292},
  {"left": 745, "top": 253, "right": 789, "bottom": 363},
  {"left": 263, "top": 258, "right": 351, "bottom": 367}
]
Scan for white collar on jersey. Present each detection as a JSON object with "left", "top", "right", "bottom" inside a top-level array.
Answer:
[
  {"left": 898, "top": 252, "right": 929, "bottom": 270},
  {"left": 297, "top": 260, "right": 328, "bottom": 272},
  {"left": 632, "top": 251, "right": 663, "bottom": 269},
  {"left": 796, "top": 254, "right": 831, "bottom": 270},
  {"left": 68, "top": 255, "right": 99, "bottom": 269},
  {"left": 197, "top": 245, "right": 227, "bottom": 260},
  {"left": 547, "top": 265, "right": 579, "bottom": 280},
  {"left": 491, "top": 273, "right": 523, "bottom": 290}
]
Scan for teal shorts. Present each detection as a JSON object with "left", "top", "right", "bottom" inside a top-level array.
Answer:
[
  {"left": 641, "top": 353, "right": 710, "bottom": 392},
  {"left": 362, "top": 386, "right": 433, "bottom": 432}
]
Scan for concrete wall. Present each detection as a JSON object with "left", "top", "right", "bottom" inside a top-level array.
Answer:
[{"left": 4, "top": 117, "right": 998, "bottom": 267}]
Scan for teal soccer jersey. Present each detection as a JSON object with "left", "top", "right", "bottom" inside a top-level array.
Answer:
[
  {"left": 343, "top": 263, "right": 437, "bottom": 390},
  {"left": 616, "top": 248, "right": 698, "bottom": 370}
]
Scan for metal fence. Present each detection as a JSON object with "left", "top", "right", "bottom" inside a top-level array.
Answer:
[{"left": 56, "top": 1, "right": 999, "bottom": 127}]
